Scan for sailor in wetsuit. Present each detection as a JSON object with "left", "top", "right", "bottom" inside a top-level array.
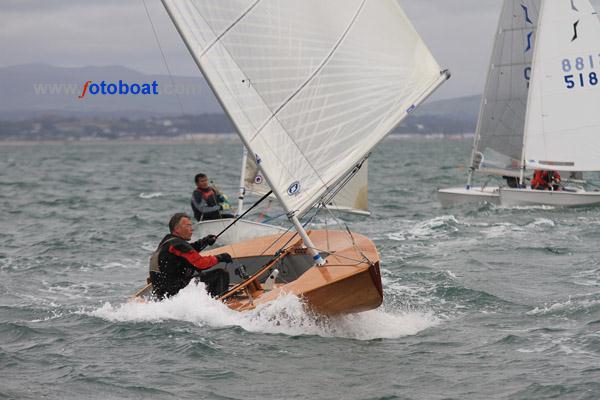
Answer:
[
  {"left": 149, "top": 213, "right": 232, "bottom": 299},
  {"left": 191, "top": 173, "right": 234, "bottom": 221}
]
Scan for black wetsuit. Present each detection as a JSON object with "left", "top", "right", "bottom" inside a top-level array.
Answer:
[{"left": 150, "top": 234, "right": 229, "bottom": 299}]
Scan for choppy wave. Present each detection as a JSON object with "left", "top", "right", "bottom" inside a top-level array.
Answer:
[
  {"left": 139, "top": 192, "right": 163, "bottom": 199},
  {"left": 387, "top": 215, "right": 460, "bottom": 241},
  {"left": 526, "top": 297, "right": 600, "bottom": 317},
  {"left": 89, "top": 282, "right": 438, "bottom": 341}
]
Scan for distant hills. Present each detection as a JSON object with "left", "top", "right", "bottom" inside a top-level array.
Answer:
[{"left": 0, "top": 64, "right": 481, "bottom": 138}]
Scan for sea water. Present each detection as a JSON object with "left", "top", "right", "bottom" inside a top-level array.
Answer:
[{"left": 1, "top": 138, "right": 599, "bottom": 399}]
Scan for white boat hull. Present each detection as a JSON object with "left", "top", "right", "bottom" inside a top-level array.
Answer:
[
  {"left": 437, "top": 186, "right": 500, "bottom": 207},
  {"left": 193, "top": 218, "right": 287, "bottom": 245},
  {"left": 499, "top": 188, "right": 600, "bottom": 206}
]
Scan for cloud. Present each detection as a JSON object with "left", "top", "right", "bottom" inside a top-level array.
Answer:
[{"left": 1, "top": 0, "right": 599, "bottom": 100}]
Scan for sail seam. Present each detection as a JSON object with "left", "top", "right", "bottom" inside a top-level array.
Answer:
[
  {"left": 196, "top": 0, "right": 262, "bottom": 59},
  {"left": 247, "top": 0, "right": 369, "bottom": 191},
  {"left": 183, "top": 0, "right": 340, "bottom": 209}
]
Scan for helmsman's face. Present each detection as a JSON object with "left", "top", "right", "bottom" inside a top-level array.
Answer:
[{"left": 174, "top": 218, "right": 193, "bottom": 240}]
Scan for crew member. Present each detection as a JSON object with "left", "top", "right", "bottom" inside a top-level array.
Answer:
[
  {"left": 191, "top": 173, "right": 234, "bottom": 221},
  {"left": 531, "top": 170, "right": 561, "bottom": 191},
  {"left": 149, "top": 213, "right": 232, "bottom": 299}
]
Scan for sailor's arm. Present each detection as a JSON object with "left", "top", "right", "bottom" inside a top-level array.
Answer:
[
  {"left": 168, "top": 243, "right": 218, "bottom": 270},
  {"left": 191, "top": 235, "right": 217, "bottom": 251}
]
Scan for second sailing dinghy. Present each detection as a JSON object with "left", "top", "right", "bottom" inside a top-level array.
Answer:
[
  {"left": 193, "top": 147, "right": 370, "bottom": 246},
  {"left": 438, "top": 0, "right": 541, "bottom": 207},
  {"left": 499, "top": 0, "right": 600, "bottom": 206},
  {"left": 137, "top": 0, "right": 449, "bottom": 315},
  {"left": 191, "top": 148, "right": 288, "bottom": 246}
]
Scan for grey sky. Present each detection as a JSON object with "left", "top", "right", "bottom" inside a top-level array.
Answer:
[{"left": 2, "top": 1, "right": 599, "bottom": 101}]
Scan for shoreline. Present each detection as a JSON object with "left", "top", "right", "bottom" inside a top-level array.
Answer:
[
  {"left": 0, "top": 132, "right": 474, "bottom": 145},
  {"left": 0, "top": 133, "right": 475, "bottom": 146}
]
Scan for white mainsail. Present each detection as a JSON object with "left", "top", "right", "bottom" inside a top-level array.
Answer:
[
  {"left": 162, "top": 0, "right": 447, "bottom": 219},
  {"left": 523, "top": 0, "right": 600, "bottom": 171},
  {"left": 245, "top": 156, "right": 369, "bottom": 216},
  {"left": 471, "top": 0, "right": 541, "bottom": 177}
]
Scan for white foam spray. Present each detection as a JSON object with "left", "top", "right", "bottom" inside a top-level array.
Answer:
[{"left": 89, "top": 282, "right": 438, "bottom": 340}]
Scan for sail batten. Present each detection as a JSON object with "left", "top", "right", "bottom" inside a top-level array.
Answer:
[{"left": 163, "top": 0, "right": 446, "bottom": 216}]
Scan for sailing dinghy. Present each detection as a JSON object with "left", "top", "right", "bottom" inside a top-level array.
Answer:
[
  {"left": 191, "top": 148, "right": 287, "bottom": 246},
  {"left": 499, "top": 0, "right": 600, "bottom": 206},
  {"left": 135, "top": 0, "right": 449, "bottom": 315},
  {"left": 438, "top": 0, "right": 541, "bottom": 207},
  {"left": 193, "top": 148, "right": 370, "bottom": 247}
]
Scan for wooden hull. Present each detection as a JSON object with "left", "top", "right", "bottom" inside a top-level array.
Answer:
[
  {"left": 225, "top": 256, "right": 382, "bottom": 315},
  {"left": 437, "top": 186, "right": 500, "bottom": 207},
  {"left": 134, "top": 230, "right": 383, "bottom": 316},
  {"left": 499, "top": 188, "right": 600, "bottom": 206}
]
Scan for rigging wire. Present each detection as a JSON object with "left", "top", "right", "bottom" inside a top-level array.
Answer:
[
  {"left": 142, "top": 0, "right": 187, "bottom": 115},
  {"left": 320, "top": 154, "right": 369, "bottom": 209},
  {"left": 321, "top": 202, "right": 374, "bottom": 266},
  {"left": 214, "top": 190, "right": 273, "bottom": 239}
]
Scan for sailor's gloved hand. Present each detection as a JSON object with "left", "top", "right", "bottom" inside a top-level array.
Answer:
[
  {"left": 216, "top": 253, "right": 233, "bottom": 264},
  {"left": 202, "top": 234, "right": 217, "bottom": 246},
  {"left": 218, "top": 204, "right": 223, "bottom": 210}
]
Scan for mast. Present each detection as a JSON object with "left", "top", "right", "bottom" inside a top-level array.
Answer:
[
  {"left": 236, "top": 147, "right": 247, "bottom": 216},
  {"left": 467, "top": 90, "right": 488, "bottom": 189},
  {"left": 467, "top": 7, "right": 500, "bottom": 190}
]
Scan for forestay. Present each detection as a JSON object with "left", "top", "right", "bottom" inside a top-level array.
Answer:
[
  {"left": 162, "top": 0, "right": 447, "bottom": 217},
  {"left": 473, "top": 0, "right": 540, "bottom": 176},
  {"left": 523, "top": 0, "right": 600, "bottom": 171}
]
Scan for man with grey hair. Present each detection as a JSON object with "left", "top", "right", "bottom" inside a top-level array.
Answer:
[{"left": 149, "top": 213, "right": 232, "bottom": 299}]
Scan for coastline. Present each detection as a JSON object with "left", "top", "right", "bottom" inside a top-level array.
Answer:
[{"left": 0, "top": 132, "right": 474, "bottom": 145}]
